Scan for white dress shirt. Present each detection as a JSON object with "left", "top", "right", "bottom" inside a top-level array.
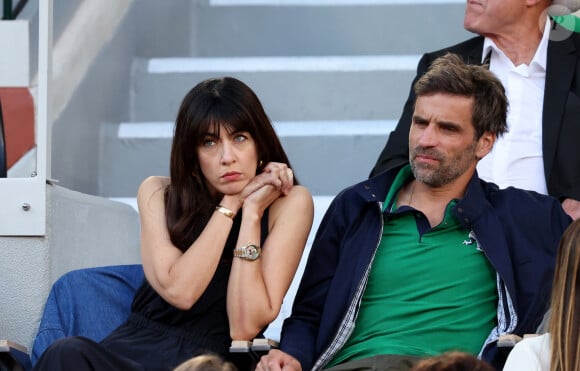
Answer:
[{"left": 476, "top": 17, "right": 551, "bottom": 195}]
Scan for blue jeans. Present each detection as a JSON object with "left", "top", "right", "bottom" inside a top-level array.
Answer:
[{"left": 31, "top": 265, "right": 144, "bottom": 365}]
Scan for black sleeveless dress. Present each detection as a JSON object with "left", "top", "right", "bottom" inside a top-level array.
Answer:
[{"left": 33, "top": 210, "right": 270, "bottom": 371}]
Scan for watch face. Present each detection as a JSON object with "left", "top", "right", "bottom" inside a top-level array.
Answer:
[{"left": 245, "top": 244, "right": 260, "bottom": 260}]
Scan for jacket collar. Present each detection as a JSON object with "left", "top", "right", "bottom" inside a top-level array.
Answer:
[
  {"left": 466, "top": 36, "right": 485, "bottom": 65},
  {"left": 453, "top": 171, "right": 496, "bottom": 229},
  {"left": 354, "top": 166, "right": 401, "bottom": 206}
]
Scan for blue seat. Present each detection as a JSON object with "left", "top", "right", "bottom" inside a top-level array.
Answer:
[{"left": 31, "top": 264, "right": 144, "bottom": 365}]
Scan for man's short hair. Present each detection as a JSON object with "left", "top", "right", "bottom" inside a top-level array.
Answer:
[{"left": 413, "top": 53, "right": 508, "bottom": 139}]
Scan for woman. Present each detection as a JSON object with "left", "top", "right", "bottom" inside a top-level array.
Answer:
[
  {"left": 503, "top": 218, "right": 580, "bottom": 371},
  {"left": 33, "top": 77, "right": 314, "bottom": 370}
]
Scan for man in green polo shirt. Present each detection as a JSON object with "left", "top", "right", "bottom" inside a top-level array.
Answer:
[
  {"left": 257, "top": 53, "right": 571, "bottom": 371},
  {"left": 325, "top": 164, "right": 497, "bottom": 369}
]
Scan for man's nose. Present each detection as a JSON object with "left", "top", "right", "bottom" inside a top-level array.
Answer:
[{"left": 417, "top": 124, "right": 438, "bottom": 147}]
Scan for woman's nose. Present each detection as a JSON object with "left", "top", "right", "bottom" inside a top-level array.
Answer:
[{"left": 220, "top": 142, "right": 236, "bottom": 164}]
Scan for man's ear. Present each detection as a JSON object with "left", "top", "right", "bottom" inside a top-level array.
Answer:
[{"left": 476, "top": 132, "right": 495, "bottom": 159}]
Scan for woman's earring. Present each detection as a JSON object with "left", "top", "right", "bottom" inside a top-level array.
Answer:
[{"left": 258, "top": 160, "right": 264, "bottom": 167}]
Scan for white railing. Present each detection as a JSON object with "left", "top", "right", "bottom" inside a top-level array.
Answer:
[{"left": 0, "top": 0, "right": 51, "bottom": 235}]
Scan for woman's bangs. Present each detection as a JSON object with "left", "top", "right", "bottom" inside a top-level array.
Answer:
[{"left": 212, "top": 103, "right": 254, "bottom": 135}]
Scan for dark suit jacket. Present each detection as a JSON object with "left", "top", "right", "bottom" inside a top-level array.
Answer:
[{"left": 371, "top": 23, "right": 580, "bottom": 201}]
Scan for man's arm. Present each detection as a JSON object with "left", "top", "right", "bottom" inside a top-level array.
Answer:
[{"left": 369, "top": 53, "right": 433, "bottom": 177}]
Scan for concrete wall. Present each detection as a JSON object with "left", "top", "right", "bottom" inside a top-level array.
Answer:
[
  {"left": 0, "top": 184, "right": 141, "bottom": 351},
  {"left": 49, "top": 0, "right": 136, "bottom": 194},
  {"left": 49, "top": 0, "right": 195, "bottom": 195}
]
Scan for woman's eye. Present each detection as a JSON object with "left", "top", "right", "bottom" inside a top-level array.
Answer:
[
  {"left": 202, "top": 139, "right": 216, "bottom": 147},
  {"left": 234, "top": 134, "right": 247, "bottom": 142}
]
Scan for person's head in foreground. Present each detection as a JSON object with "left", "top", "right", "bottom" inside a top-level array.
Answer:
[
  {"left": 411, "top": 351, "right": 494, "bottom": 371},
  {"left": 174, "top": 354, "right": 238, "bottom": 371}
]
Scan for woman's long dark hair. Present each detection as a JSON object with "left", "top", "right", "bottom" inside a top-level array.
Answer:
[{"left": 165, "top": 77, "right": 294, "bottom": 251}]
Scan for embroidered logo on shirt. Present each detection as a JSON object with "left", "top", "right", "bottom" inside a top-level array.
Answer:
[{"left": 464, "top": 230, "right": 483, "bottom": 251}]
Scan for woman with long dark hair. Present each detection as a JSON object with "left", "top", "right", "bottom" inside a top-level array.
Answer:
[{"left": 33, "top": 77, "right": 314, "bottom": 370}]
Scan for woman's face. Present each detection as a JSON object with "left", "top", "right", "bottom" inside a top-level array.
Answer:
[{"left": 197, "top": 123, "right": 259, "bottom": 196}]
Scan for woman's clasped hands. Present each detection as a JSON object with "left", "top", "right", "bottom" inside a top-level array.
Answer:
[{"left": 236, "top": 162, "right": 294, "bottom": 213}]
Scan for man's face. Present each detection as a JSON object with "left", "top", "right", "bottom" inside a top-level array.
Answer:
[
  {"left": 409, "top": 93, "right": 491, "bottom": 187},
  {"left": 463, "top": 0, "right": 528, "bottom": 35}
]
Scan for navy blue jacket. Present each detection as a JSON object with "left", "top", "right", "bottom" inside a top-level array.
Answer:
[{"left": 280, "top": 166, "right": 571, "bottom": 370}]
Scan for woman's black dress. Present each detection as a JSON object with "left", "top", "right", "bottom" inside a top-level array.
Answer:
[{"left": 33, "top": 211, "right": 269, "bottom": 371}]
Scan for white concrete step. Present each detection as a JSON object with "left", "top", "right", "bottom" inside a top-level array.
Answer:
[
  {"left": 131, "top": 55, "right": 420, "bottom": 122},
  {"left": 186, "top": 0, "right": 470, "bottom": 57},
  {"left": 99, "top": 120, "right": 395, "bottom": 197}
]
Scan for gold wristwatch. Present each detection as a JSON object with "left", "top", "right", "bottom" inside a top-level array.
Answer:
[{"left": 233, "top": 243, "right": 261, "bottom": 261}]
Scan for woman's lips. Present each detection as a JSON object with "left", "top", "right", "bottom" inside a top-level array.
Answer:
[{"left": 222, "top": 172, "right": 241, "bottom": 181}]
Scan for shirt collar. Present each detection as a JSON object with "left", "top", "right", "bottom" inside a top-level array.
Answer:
[
  {"left": 481, "top": 15, "right": 550, "bottom": 71},
  {"left": 382, "top": 165, "right": 461, "bottom": 226},
  {"left": 383, "top": 164, "right": 413, "bottom": 213}
]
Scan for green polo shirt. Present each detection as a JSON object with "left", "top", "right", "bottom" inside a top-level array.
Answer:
[{"left": 327, "top": 166, "right": 497, "bottom": 367}]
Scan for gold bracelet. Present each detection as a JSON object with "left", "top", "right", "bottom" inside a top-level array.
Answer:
[{"left": 215, "top": 205, "right": 235, "bottom": 219}]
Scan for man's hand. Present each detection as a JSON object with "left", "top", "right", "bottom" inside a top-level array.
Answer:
[
  {"left": 256, "top": 349, "right": 302, "bottom": 371},
  {"left": 562, "top": 198, "right": 580, "bottom": 220}
]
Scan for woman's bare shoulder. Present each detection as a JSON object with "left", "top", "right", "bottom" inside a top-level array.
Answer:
[
  {"left": 289, "top": 185, "right": 313, "bottom": 200},
  {"left": 138, "top": 176, "right": 169, "bottom": 194},
  {"left": 137, "top": 176, "right": 170, "bottom": 209},
  {"left": 271, "top": 185, "right": 313, "bottom": 215}
]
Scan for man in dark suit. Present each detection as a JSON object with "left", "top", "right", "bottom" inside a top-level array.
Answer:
[{"left": 371, "top": 0, "right": 580, "bottom": 220}]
